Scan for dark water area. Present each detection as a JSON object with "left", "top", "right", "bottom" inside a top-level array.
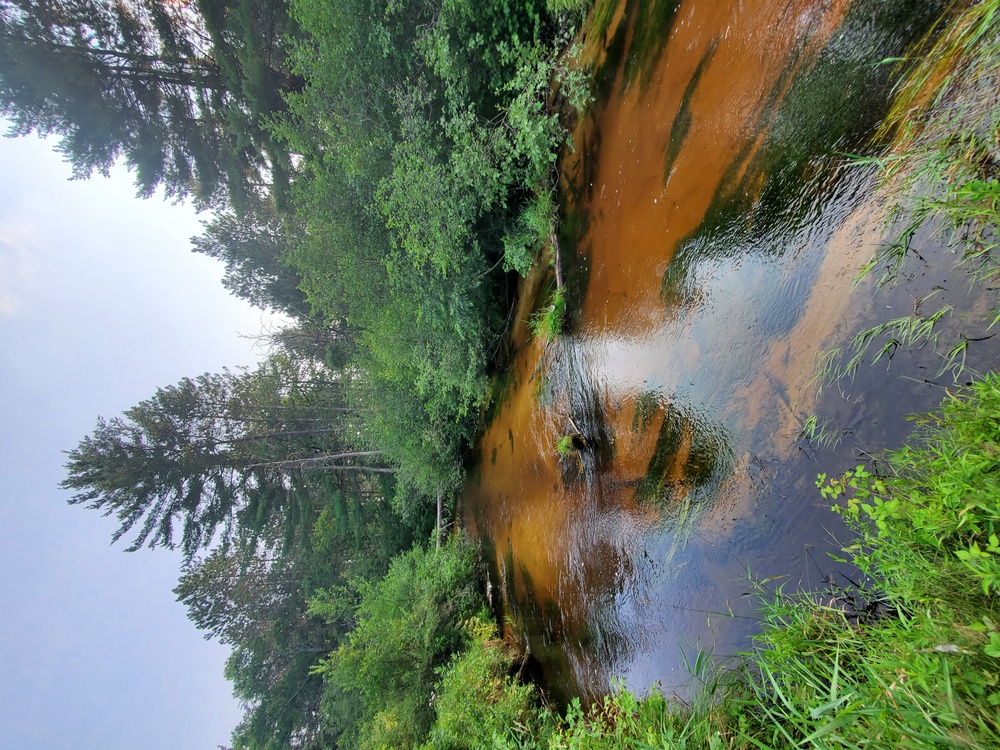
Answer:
[{"left": 463, "top": 0, "right": 1000, "bottom": 705}]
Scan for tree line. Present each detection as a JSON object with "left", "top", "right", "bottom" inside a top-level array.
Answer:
[{"left": 4, "top": 0, "right": 592, "bottom": 746}]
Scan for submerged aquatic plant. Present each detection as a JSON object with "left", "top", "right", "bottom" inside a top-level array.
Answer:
[{"left": 796, "top": 413, "right": 840, "bottom": 449}]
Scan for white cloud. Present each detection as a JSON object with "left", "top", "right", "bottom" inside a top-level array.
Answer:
[{"left": 0, "top": 219, "right": 40, "bottom": 316}]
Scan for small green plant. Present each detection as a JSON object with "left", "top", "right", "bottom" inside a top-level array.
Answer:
[
  {"left": 528, "top": 286, "right": 567, "bottom": 341},
  {"left": 556, "top": 434, "right": 576, "bottom": 455},
  {"left": 503, "top": 191, "right": 557, "bottom": 276},
  {"left": 796, "top": 413, "right": 839, "bottom": 448}
]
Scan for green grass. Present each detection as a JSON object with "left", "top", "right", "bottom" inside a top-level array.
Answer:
[
  {"left": 825, "top": 0, "right": 1000, "bottom": 384},
  {"left": 865, "top": 0, "right": 1000, "bottom": 280},
  {"left": 529, "top": 285, "right": 568, "bottom": 341},
  {"left": 797, "top": 413, "right": 840, "bottom": 449}
]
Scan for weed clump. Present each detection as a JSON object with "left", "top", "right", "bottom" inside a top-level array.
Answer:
[
  {"left": 529, "top": 286, "right": 567, "bottom": 341},
  {"left": 503, "top": 191, "right": 557, "bottom": 276},
  {"left": 556, "top": 434, "right": 576, "bottom": 455}
]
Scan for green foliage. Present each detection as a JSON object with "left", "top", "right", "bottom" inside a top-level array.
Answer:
[
  {"left": 55, "top": 2, "right": 596, "bottom": 747},
  {"left": 755, "top": 375, "right": 1000, "bottom": 748},
  {"left": 499, "top": 43, "right": 565, "bottom": 187},
  {"left": 61, "top": 354, "right": 383, "bottom": 558},
  {"left": 310, "top": 536, "right": 484, "bottom": 749},
  {"left": 378, "top": 91, "right": 499, "bottom": 277},
  {"left": 191, "top": 198, "right": 310, "bottom": 317},
  {"left": 273, "top": 0, "right": 586, "bottom": 506},
  {"left": 0, "top": 0, "right": 300, "bottom": 210},
  {"left": 175, "top": 480, "right": 414, "bottom": 750},
  {"left": 421, "top": 617, "right": 554, "bottom": 750},
  {"left": 546, "top": 0, "right": 592, "bottom": 17},
  {"left": 504, "top": 190, "right": 556, "bottom": 276},
  {"left": 821, "top": 375, "right": 1000, "bottom": 597},
  {"left": 529, "top": 285, "right": 567, "bottom": 341}
]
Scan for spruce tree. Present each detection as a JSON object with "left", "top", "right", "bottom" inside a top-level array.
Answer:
[{"left": 0, "top": 0, "right": 299, "bottom": 209}]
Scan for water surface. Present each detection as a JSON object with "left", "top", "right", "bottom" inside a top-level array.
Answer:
[{"left": 464, "top": 0, "right": 996, "bottom": 703}]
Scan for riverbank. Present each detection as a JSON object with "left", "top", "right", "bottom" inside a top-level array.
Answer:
[
  {"left": 421, "top": 1, "right": 1000, "bottom": 747},
  {"left": 422, "top": 372, "right": 1000, "bottom": 749}
]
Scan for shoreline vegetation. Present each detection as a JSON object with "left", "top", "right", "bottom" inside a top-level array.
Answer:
[
  {"left": 4, "top": 0, "right": 996, "bottom": 745},
  {"left": 394, "top": 1, "right": 1000, "bottom": 747},
  {"left": 461, "top": 1, "right": 1000, "bottom": 747}
]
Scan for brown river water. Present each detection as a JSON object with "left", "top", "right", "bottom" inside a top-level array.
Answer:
[{"left": 463, "top": 0, "right": 1000, "bottom": 704}]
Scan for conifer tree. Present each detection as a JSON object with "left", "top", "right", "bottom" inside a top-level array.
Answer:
[
  {"left": 61, "top": 355, "right": 387, "bottom": 558},
  {"left": 0, "top": 0, "right": 299, "bottom": 209}
]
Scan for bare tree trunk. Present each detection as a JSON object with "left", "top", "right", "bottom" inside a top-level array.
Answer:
[
  {"left": 551, "top": 231, "right": 564, "bottom": 290},
  {"left": 245, "top": 451, "right": 383, "bottom": 469},
  {"left": 436, "top": 487, "right": 443, "bottom": 552}
]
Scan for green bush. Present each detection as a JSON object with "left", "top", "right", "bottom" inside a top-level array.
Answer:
[
  {"left": 821, "top": 375, "right": 1000, "bottom": 598},
  {"left": 421, "top": 617, "right": 553, "bottom": 750},
  {"left": 310, "top": 536, "right": 485, "bottom": 749},
  {"left": 503, "top": 191, "right": 556, "bottom": 276}
]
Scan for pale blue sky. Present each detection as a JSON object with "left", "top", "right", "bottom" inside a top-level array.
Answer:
[{"left": 0, "top": 132, "right": 273, "bottom": 749}]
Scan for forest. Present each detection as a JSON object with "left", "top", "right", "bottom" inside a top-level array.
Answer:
[
  {"left": 2, "top": 0, "right": 589, "bottom": 747},
  {"left": 7, "top": 0, "right": 1000, "bottom": 747}
]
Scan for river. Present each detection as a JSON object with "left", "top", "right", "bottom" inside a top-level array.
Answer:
[{"left": 463, "top": 0, "right": 999, "bottom": 705}]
